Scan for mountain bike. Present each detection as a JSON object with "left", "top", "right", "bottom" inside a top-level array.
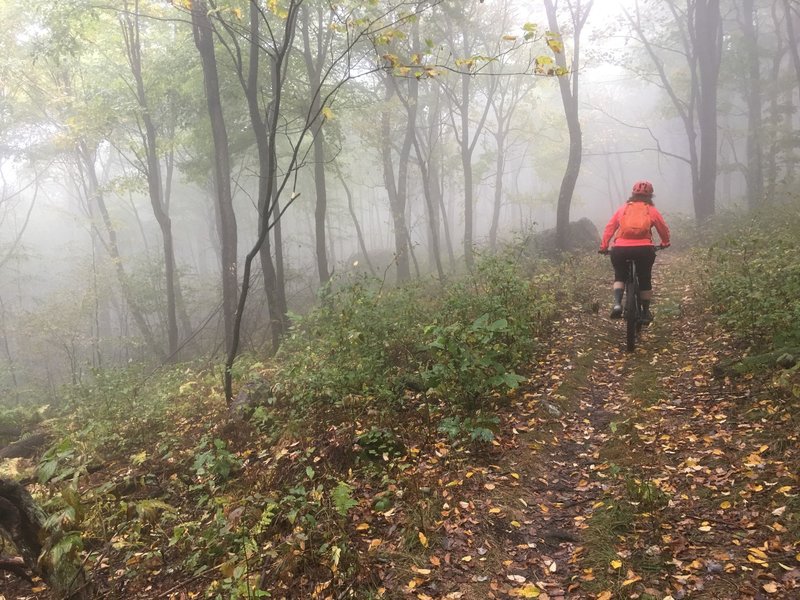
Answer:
[
  {"left": 601, "top": 246, "right": 665, "bottom": 352},
  {"left": 621, "top": 246, "right": 665, "bottom": 352}
]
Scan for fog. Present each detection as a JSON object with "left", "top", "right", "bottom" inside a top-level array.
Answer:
[{"left": 0, "top": 0, "right": 795, "bottom": 399}]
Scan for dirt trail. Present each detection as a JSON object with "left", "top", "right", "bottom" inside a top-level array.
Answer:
[{"left": 409, "top": 252, "right": 799, "bottom": 600}]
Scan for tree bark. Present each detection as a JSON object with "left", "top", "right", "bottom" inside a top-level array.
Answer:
[
  {"left": 741, "top": 0, "right": 764, "bottom": 209},
  {"left": 544, "top": 0, "right": 592, "bottom": 251},
  {"left": 692, "top": 0, "right": 722, "bottom": 220},
  {"left": 121, "top": 0, "right": 180, "bottom": 357},
  {"left": 784, "top": 0, "right": 800, "bottom": 90},
  {"left": 334, "top": 162, "right": 376, "bottom": 277},
  {"left": 301, "top": 5, "right": 333, "bottom": 286},
  {"left": 381, "top": 79, "right": 412, "bottom": 282},
  {"left": 191, "top": 0, "right": 238, "bottom": 358},
  {"left": 222, "top": 1, "right": 301, "bottom": 401}
]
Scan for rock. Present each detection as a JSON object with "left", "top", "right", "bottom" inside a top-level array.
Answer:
[{"left": 527, "top": 218, "right": 601, "bottom": 257}]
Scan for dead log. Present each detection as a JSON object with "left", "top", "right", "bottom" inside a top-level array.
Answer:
[
  {"left": 0, "top": 555, "right": 31, "bottom": 581},
  {"left": 0, "top": 431, "right": 51, "bottom": 459},
  {"left": 0, "top": 478, "right": 94, "bottom": 599}
]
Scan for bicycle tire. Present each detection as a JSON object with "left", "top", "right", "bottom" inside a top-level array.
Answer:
[{"left": 625, "top": 279, "right": 638, "bottom": 352}]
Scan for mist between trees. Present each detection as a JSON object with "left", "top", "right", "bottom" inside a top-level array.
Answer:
[{"left": 0, "top": 0, "right": 796, "bottom": 402}]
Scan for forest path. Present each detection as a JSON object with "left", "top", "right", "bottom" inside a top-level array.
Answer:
[{"left": 404, "top": 251, "right": 799, "bottom": 600}]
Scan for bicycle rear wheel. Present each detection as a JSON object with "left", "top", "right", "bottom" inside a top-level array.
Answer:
[{"left": 625, "top": 280, "right": 638, "bottom": 352}]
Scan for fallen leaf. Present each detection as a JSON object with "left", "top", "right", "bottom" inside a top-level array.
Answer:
[{"left": 513, "top": 584, "right": 541, "bottom": 598}]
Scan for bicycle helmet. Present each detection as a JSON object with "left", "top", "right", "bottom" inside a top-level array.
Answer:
[{"left": 632, "top": 180, "right": 654, "bottom": 196}]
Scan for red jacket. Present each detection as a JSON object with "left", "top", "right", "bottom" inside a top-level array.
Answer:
[{"left": 600, "top": 201, "right": 670, "bottom": 251}]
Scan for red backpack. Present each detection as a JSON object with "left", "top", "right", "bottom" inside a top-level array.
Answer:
[{"left": 618, "top": 202, "right": 652, "bottom": 239}]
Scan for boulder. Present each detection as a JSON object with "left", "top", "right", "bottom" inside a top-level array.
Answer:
[{"left": 528, "top": 218, "right": 601, "bottom": 256}]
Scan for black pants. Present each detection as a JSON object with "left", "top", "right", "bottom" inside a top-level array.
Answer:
[{"left": 610, "top": 246, "right": 656, "bottom": 291}]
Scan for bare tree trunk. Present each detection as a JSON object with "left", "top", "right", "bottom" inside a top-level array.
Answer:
[
  {"left": 222, "top": 1, "right": 301, "bottom": 401},
  {"left": 77, "top": 142, "right": 164, "bottom": 361},
  {"left": 784, "top": 0, "right": 800, "bottom": 89},
  {"left": 381, "top": 79, "right": 411, "bottom": 282},
  {"left": 740, "top": 0, "right": 764, "bottom": 209},
  {"left": 334, "top": 162, "right": 376, "bottom": 276},
  {"left": 489, "top": 127, "right": 506, "bottom": 251},
  {"left": 544, "top": 0, "right": 593, "bottom": 251},
  {"left": 459, "top": 69, "right": 476, "bottom": 268},
  {"left": 624, "top": 1, "right": 703, "bottom": 220},
  {"left": 121, "top": 0, "right": 179, "bottom": 357},
  {"left": 301, "top": 5, "right": 333, "bottom": 286},
  {"left": 191, "top": 0, "right": 238, "bottom": 358},
  {"left": 692, "top": 0, "right": 722, "bottom": 220}
]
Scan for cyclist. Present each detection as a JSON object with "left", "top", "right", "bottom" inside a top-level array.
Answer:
[{"left": 599, "top": 180, "right": 670, "bottom": 322}]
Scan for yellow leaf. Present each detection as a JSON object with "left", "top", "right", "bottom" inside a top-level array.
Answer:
[
  {"left": 596, "top": 592, "right": 612, "bottom": 600},
  {"left": 511, "top": 472, "right": 520, "bottom": 479},
  {"left": 610, "top": 559, "right": 622, "bottom": 569},
  {"left": 749, "top": 548, "right": 769, "bottom": 560},
  {"left": 418, "top": 532, "right": 428, "bottom": 548},
  {"left": 489, "top": 507, "right": 502, "bottom": 514},
  {"left": 322, "top": 106, "right": 334, "bottom": 121},
  {"left": 461, "top": 555, "right": 472, "bottom": 562},
  {"left": 510, "top": 520, "right": 522, "bottom": 528},
  {"left": 720, "top": 501, "right": 731, "bottom": 509},
  {"left": 356, "top": 523, "right": 370, "bottom": 531},
  {"left": 412, "top": 567, "right": 432, "bottom": 576},
  {"left": 515, "top": 584, "right": 541, "bottom": 598},
  {"left": 622, "top": 570, "right": 642, "bottom": 586},
  {"left": 368, "top": 539, "right": 382, "bottom": 551}
]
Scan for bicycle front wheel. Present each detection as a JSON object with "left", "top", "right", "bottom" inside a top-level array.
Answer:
[{"left": 625, "top": 280, "right": 638, "bottom": 352}]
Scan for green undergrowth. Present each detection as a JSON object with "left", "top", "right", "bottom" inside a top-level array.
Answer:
[
  {"left": 275, "top": 252, "right": 556, "bottom": 413},
  {"left": 706, "top": 197, "right": 800, "bottom": 396},
  {"left": 8, "top": 251, "right": 579, "bottom": 598}
]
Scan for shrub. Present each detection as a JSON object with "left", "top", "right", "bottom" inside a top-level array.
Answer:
[
  {"left": 708, "top": 200, "right": 800, "bottom": 351},
  {"left": 275, "top": 255, "right": 555, "bottom": 412},
  {"left": 275, "top": 276, "right": 425, "bottom": 406}
]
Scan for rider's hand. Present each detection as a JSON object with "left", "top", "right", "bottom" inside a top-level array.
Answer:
[
  {"left": 659, "top": 243, "right": 670, "bottom": 249},
  {"left": 598, "top": 248, "right": 609, "bottom": 255}
]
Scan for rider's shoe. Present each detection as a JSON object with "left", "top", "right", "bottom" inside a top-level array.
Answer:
[
  {"left": 641, "top": 309, "right": 653, "bottom": 324},
  {"left": 610, "top": 304, "right": 623, "bottom": 319}
]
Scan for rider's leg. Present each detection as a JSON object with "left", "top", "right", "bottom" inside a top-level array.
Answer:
[
  {"left": 613, "top": 282, "right": 624, "bottom": 306},
  {"left": 640, "top": 290, "right": 653, "bottom": 320},
  {"left": 635, "top": 247, "right": 657, "bottom": 321},
  {"left": 609, "top": 248, "right": 627, "bottom": 318}
]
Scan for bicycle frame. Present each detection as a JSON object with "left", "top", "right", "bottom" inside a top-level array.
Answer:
[
  {"left": 623, "top": 259, "right": 642, "bottom": 352},
  {"left": 620, "top": 246, "right": 663, "bottom": 352}
]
